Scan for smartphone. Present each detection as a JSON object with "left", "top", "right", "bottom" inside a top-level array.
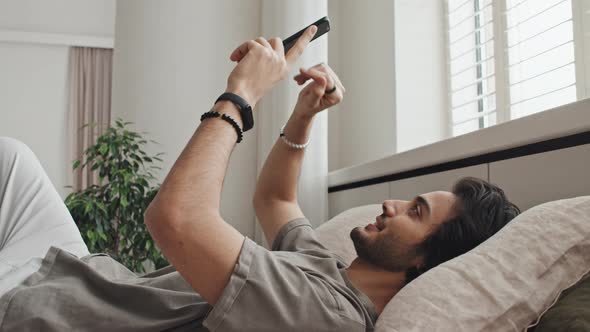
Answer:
[{"left": 283, "top": 16, "right": 330, "bottom": 54}]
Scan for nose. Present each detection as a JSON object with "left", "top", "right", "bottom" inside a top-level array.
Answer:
[
  {"left": 382, "top": 200, "right": 396, "bottom": 217},
  {"left": 382, "top": 200, "right": 409, "bottom": 217}
]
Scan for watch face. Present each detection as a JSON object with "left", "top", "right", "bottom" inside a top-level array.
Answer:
[
  {"left": 216, "top": 93, "right": 254, "bottom": 131},
  {"left": 242, "top": 106, "right": 254, "bottom": 132}
]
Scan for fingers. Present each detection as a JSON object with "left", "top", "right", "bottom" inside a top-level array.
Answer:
[
  {"left": 230, "top": 40, "right": 260, "bottom": 62},
  {"left": 313, "top": 63, "right": 345, "bottom": 92},
  {"left": 268, "top": 37, "right": 284, "bottom": 55},
  {"left": 295, "top": 63, "right": 345, "bottom": 92},
  {"left": 255, "top": 37, "right": 272, "bottom": 49},
  {"left": 296, "top": 67, "right": 330, "bottom": 88},
  {"left": 298, "top": 68, "right": 330, "bottom": 99},
  {"left": 285, "top": 25, "right": 318, "bottom": 68},
  {"left": 230, "top": 36, "right": 285, "bottom": 62},
  {"left": 297, "top": 65, "right": 345, "bottom": 106},
  {"left": 231, "top": 23, "right": 317, "bottom": 64}
]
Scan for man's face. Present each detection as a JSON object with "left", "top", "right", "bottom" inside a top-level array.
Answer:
[{"left": 350, "top": 191, "right": 457, "bottom": 272}]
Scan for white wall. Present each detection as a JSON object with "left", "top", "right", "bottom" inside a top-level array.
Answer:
[
  {"left": 0, "top": 0, "right": 115, "bottom": 198},
  {"left": 0, "top": 43, "right": 70, "bottom": 196},
  {"left": 0, "top": 0, "right": 115, "bottom": 36},
  {"left": 327, "top": 0, "right": 449, "bottom": 171},
  {"left": 394, "top": 0, "right": 449, "bottom": 152},
  {"left": 327, "top": 0, "right": 397, "bottom": 171},
  {"left": 112, "top": 0, "right": 261, "bottom": 239}
]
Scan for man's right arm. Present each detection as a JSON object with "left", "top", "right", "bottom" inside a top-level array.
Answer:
[
  {"left": 252, "top": 110, "right": 313, "bottom": 247},
  {"left": 253, "top": 63, "right": 344, "bottom": 247}
]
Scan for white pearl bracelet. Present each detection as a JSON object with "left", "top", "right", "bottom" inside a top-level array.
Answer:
[{"left": 280, "top": 125, "right": 310, "bottom": 149}]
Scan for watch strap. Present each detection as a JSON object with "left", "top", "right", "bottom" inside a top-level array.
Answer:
[{"left": 215, "top": 92, "right": 254, "bottom": 132}]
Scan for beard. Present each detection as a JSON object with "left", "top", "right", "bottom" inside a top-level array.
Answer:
[{"left": 350, "top": 226, "right": 421, "bottom": 272}]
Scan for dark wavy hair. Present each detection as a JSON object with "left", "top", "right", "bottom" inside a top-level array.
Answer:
[{"left": 405, "top": 177, "right": 521, "bottom": 283}]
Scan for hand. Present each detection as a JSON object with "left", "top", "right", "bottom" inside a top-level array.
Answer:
[
  {"left": 226, "top": 25, "right": 318, "bottom": 107},
  {"left": 293, "top": 63, "right": 345, "bottom": 118}
]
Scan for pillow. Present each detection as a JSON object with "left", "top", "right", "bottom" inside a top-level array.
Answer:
[{"left": 316, "top": 196, "right": 590, "bottom": 332}]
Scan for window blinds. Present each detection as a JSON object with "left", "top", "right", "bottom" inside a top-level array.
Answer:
[
  {"left": 506, "top": 0, "right": 577, "bottom": 119},
  {"left": 447, "top": 0, "right": 497, "bottom": 136}
]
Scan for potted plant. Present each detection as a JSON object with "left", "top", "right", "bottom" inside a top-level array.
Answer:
[{"left": 65, "top": 119, "right": 167, "bottom": 272}]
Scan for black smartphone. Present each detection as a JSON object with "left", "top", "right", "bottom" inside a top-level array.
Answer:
[{"left": 283, "top": 16, "right": 330, "bottom": 54}]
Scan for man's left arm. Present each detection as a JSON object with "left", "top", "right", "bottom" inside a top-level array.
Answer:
[{"left": 144, "top": 26, "right": 317, "bottom": 306}]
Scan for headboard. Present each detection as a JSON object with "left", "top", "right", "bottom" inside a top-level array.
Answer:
[{"left": 329, "top": 131, "right": 590, "bottom": 217}]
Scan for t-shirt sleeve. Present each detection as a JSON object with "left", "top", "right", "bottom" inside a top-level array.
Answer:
[
  {"left": 271, "top": 217, "right": 330, "bottom": 253},
  {"left": 203, "top": 238, "right": 365, "bottom": 332}
]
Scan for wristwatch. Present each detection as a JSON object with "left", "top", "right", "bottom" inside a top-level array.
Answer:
[{"left": 215, "top": 92, "right": 254, "bottom": 132}]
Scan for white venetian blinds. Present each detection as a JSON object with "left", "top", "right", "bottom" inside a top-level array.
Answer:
[
  {"left": 447, "top": 0, "right": 497, "bottom": 136},
  {"left": 506, "top": 0, "right": 577, "bottom": 119},
  {"left": 446, "top": 0, "right": 577, "bottom": 136}
]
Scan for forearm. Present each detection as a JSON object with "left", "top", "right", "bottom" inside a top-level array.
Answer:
[
  {"left": 148, "top": 100, "right": 244, "bottom": 220},
  {"left": 144, "top": 100, "right": 247, "bottom": 304},
  {"left": 254, "top": 107, "right": 315, "bottom": 202}
]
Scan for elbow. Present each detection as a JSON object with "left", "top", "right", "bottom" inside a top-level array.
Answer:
[
  {"left": 253, "top": 194, "right": 265, "bottom": 212},
  {"left": 144, "top": 200, "right": 160, "bottom": 228},
  {"left": 144, "top": 199, "right": 171, "bottom": 237},
  {"left": 253, "top": 192, "right": 278, "bottom": 210},
  {"left": 253, "top": 189, "right": 296, "bottom": 206},
  {"left": 144, "top": 197, "right": 184, "bottom": 235},
  {"left": 144, "top": 199, "right": 191, "bottom": 250},
  {"left": 145, "top": 197, "right": 219, "bottom": 233},
  {"left": 144, "top": 196, "right": 169, "bottom": 226},
  {"left": 253, "top": 194, "right": 295, "bottom": 212}
]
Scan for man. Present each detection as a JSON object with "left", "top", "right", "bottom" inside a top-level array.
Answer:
[{"left": 0, "top": 26, "right": 519, "bottom": 331}]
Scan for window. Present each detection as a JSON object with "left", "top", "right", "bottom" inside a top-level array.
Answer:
[{"left": 445, "top": 0, "right": 578, "bottom": 136}]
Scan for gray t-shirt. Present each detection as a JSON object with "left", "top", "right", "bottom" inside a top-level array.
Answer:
[{"left": 0, "top": 218, "right": 378, "bottom": 331}]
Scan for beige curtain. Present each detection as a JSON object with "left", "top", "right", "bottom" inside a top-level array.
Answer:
[{"left": 67, "top": 47, "right": 113, "bottom": 191}]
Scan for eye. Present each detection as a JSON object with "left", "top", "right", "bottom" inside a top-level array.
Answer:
[{"left": 409, "top": 204, "right": 421, "bottom": 217}]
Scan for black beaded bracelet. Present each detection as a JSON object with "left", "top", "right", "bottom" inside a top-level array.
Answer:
[{"left": 200, "top": 111, "right": 244, "bottom": 143}]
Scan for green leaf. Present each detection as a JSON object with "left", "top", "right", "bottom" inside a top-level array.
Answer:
[
  {"left": 97, "top": 202, "right": 107, "bottom": 214},
  {"left": 96, "top": 219, "right": 104, "bottom": 233},
  {"left": 99, "top": 144, "right": 108, "bottom": 156},
  {"left": 121, "top": 195, "right": 128, "bottom": 208},
  {"left": 123, "top": 172, "right": 133, "bottom": 184},
  {"left": 72, "top": 160, "right": 81, "bottom": 170},
  {"left": 109, "top": 144, "right": 117, "bottom": 156},
  {"left": 84, "top": 201, "right": 92, "bottom": 215}
]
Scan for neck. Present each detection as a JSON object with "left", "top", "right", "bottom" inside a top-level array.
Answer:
[{"left": 345, "top": 257, "right": 407, "bottom": 315}]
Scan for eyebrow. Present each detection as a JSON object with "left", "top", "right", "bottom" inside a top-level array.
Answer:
[{"left": 415, "top": 195, "right": 431, "bottom": 217}]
